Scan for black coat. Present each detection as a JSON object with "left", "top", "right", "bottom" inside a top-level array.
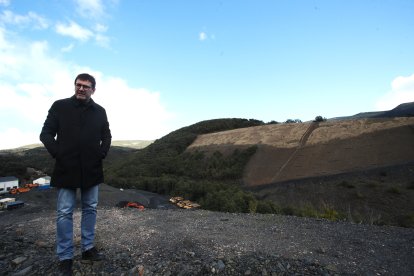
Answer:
[{"left": 40, "top": 96, "right": 111, "bottom": 189}]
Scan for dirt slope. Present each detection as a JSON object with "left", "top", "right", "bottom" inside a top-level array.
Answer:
[{"left": 188, "top": 117, "right": 414, "bottom": 186}]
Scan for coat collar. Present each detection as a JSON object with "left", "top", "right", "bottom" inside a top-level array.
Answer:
[{"left": 70, "top": 95, "right": 96, "bottom": 108}]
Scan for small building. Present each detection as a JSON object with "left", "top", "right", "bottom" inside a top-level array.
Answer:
[
  {"left": 6, "top": 200, "right": 24, "bottom": 210},
  {"left": 0, "top": 176, "right": 18, "bottom": 195},
  {"left": 33, "top": 176, "right": 51, "bottom": 186},
  {"left": 0, "top": 198, "right": 15, "bottom": 210}
]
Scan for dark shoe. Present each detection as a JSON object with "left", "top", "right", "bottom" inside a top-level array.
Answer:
[
  {"left": 58, "top": 259, "right": 73, "bottom": 276},
  {"left": 81, "top": 247, "right": 103, "bottom": 263}
]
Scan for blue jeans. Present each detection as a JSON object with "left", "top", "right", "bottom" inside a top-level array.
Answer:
[{"left": 56, "top": 185, "right": 99, "bottom": 261}]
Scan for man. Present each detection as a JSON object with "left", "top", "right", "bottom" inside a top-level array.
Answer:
[{"left": 40, "top": 73, "right": 111, "bottom": 275}]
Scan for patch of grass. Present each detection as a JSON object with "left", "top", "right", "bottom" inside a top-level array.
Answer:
[
  {"left": 364, "top": 181, "right": 379, "bottom": 189},
  {"left": 354, "top": 191, "right": 365, "bottom": 199},
  {"left": 397, "top": 213, "right": 414, "bottom": 228},
  {"left": 320, "top": 208, "right": 344, "bottom": 221},
  {"left": 300, "top": 203, "right": 319, "bottom": 218},
  {"left": 279, "top": 205, "right": 315, "bottom": 218},
  {"left": 280, "top": 203, "right": 345, "bottom": 222},
  {"left": 406, "top": 181, "right": 414, "bottom": 190},
  {"left": 320, "top": 202, "right": 346, "bottom": 221},
  {"left": 347, "top": 209, "right": 384, "bottom": 226},
  {"left": 339, "top": 180, "right": 355, "bottom": 189},
  {"left": 386, "top": 187, "right": 401, "bottom": 194},
  {"left": 379, "top": 171, "right": 387, "bottom": 177}
]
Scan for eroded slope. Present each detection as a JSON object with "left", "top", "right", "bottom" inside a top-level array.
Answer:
[{"left": 188, "top": 117, "right": 414, "bottom": 186}]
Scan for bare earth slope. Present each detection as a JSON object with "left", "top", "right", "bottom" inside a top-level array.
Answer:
[{"left": 188, "top": 117, "right": 414, "bottom": 186}]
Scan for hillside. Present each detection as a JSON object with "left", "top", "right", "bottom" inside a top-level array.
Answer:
[
  {"left": 1, "top": 140, "right": 153, "bottom": 152},
  {"left": 1, "top": 106, "right": 413, "bottom": 227},
  {"left": 186, "top": 117, "right": 414, "bottom": 226},
  {"left": 188, "top": 117, "right": 414, "bottom": 186}
]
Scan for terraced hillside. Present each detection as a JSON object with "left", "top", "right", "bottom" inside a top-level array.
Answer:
[{"left": 187, "top": 117, "right": 414, "bottom": 186}]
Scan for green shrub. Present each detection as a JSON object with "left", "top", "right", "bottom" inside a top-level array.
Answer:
[
  {"left": 355, "top": 191, "right": 365, "bottom": 199},
  {"left": 396, "top": 213, "right": 414, "bottom": 228},
  {"left": 339, "top": 180, "right": 355, "bottom": 189},
  {"left": 320, "top": 207, "right": 345, "bottom": 221},
  {"left": 299, "top": 204, "right": 319, "bottom": 218},
  {"left": 199, "top": 186, "right": 259, "bottom": 213},
  {"left": 313, "top": 116, "right": 327, "bottom": 122},
  {"left": 256, "top": 201, "right": 280, "bottom": 214},
  {"left": 365, "top": 181, "right": 379, "bottom": 188},
  {"left": 386, "top": 187, "right": 401, "bottom": 194},
  {"left": 281, "top": 206, "right": 296, "bottom": 216}
]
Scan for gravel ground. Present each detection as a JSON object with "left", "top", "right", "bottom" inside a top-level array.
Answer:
[{"left": 0, "top": 186, "right": 413, "bottom": 275}]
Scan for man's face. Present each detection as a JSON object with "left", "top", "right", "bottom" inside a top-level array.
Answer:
[{"left": 74, "top": 79, "right": 95, "bottom": 102}]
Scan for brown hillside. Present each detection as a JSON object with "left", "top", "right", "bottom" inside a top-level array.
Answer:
[{"left": 187, "top": 117, "right": 414, "bottom": 186}]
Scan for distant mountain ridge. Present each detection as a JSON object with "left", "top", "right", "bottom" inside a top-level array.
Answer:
[
  {"left": 1, "top": 140, "right": 153, "bottom": 152},
  {"left": 331, "top": 101, "right": 414, "bottom": 120}
]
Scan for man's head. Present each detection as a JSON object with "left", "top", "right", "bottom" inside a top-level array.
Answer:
[{"left": 74, "top": 73, "right": 96, "bottom": 102}]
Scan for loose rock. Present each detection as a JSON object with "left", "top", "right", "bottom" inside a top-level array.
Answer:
[{"left": 0, "top": 207, "right": 413, "bottom": 275}]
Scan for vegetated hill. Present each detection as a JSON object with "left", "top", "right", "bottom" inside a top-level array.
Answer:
[
  {"left": 0, "top": 143, "right": 146, "bottom": 182},
  {"left": 187, "top": 117, "right": 414, "bottom": 227},
  {"left": 189, "top": 117, "right": 414, "bottom": 185},
  {"left": 111, "top": 140, "right": 154, "bottom": 149},
  {"left": 105, "top": 118, "right": 264, "bottom": 190}
]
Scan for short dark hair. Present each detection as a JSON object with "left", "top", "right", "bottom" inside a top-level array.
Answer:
[{"left": 74, "top": 73, "right": 96, "bottom": 89}]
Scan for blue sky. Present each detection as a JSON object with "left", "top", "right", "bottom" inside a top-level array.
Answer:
[{"left": 0, "top": 0, "right": 413, "bottom": 150}]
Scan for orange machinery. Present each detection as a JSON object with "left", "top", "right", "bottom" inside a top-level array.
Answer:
[{"left": 9, "top": 187, "right": 31, "bottom": 194}]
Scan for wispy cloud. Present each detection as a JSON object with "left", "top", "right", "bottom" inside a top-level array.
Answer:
[
  {"left": 74, "top": 0, "right": 106, "bottom": 19},
  {"left": 375, "top": 73, "right": 414, "bottom": 110},
  {"left": 199, "top": 31, "right": 215, "bottom": 41},
  {"left": 61, "top": 43, "right": 74, "bottom": 52},
  {"left": 199, "top": 31, "right": 207, "bottom": 41},
  {"left": 55, "top": 20, "right": 110, "bottom": 46},
  {"left": 0, "top": 10, "right": 49, "bottom": 29},
  {"left": 0, "top": 0, "right": 10, "bottom": 6},
  {"left": 95, "top": 33, "right": 110, "bottom": 48},
  {"left": 94, "top": 23, "right": 110, "bottom": 48},
  {"left": 94, "top": 23, "right": 108, "bottom": 33},
  {"left": 55, "top": 20, "right": 93, "bottom": 41}
]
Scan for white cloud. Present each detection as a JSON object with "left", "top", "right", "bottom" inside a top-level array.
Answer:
[
  {"left": 74, "top": 0, "right": 105, "bottom": 19},
  {"left": 375, "top": 73, "right": 414, "bottom": 110},
  {"left": 199, "top": 31, "right": 207, "bottom": 41},
  {"left": 0, "top": 10, "right": 49, "bottom": 29},
  {"left": 55, "top": 20, "right": 110, "bottom": 47},
  {"left": 61, "top": 43, "right": 74, "bottom": 52},
  {"left": 0, "top": 27, "right": 175, "bottom": 149},
  {"left": 95, "top": 33, "right": 110, "bottom": 48},
  {"left": 0, "top": 128, "right": 40, "bottom": 150},
  {"left": 55, "top": 20, "right": 93, "bottom": 41},
  {"left": 94, "top": 23, "right": 108, "bottom": 33},
  {"left": 93, "top": 77, "right": 175, "bottom": 141},
  {"left": 199, "top": 31, "right": 215, "bottom": 41},
  {"left": 0, "top": 0, "right": 10, "bottom": 7}
]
